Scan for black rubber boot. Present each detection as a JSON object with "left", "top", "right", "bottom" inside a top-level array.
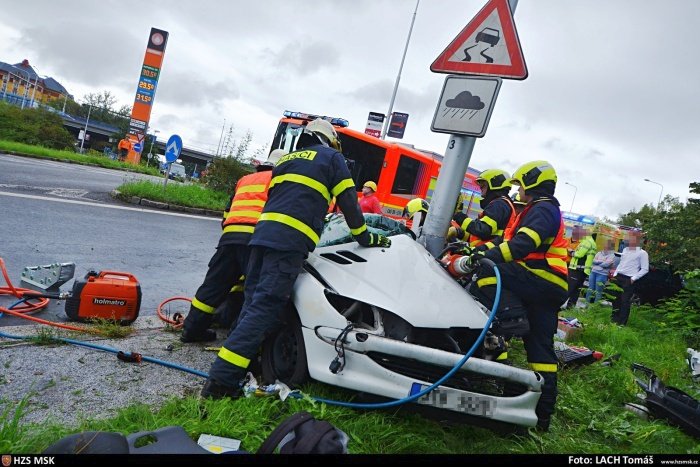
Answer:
[
  {"left": 180, "top": 307, "right": 217, "bottom": 343},
  {"left": 200, "top": 378, "right": 243, "bottom": 400},
  {"left": 535, "top": 372, "right": 558, "bottom": 432}
]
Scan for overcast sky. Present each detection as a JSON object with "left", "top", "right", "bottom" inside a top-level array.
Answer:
[{"left": 1, "top": 0, "right": 698, "bottom": 219}]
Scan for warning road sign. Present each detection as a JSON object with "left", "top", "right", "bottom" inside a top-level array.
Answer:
[
  {"left": 431, "top": 75, "right": 502, "bottom": 137},
  {"left": 430, "top": 0, "right": 527, "bottom": 80}
]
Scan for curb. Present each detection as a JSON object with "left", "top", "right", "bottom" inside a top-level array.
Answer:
[{"left": 110, "top": 190, "right": 221, "bottom": 217}]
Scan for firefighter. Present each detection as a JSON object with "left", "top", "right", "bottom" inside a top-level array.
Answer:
[
  {"left": 201, "top": 118, "right": 391, "bottom": 399},
  {"left": 447, "top": 169, "right": 516, "bottom": 248},
  {"left": 180, "top": 149, "right": 287, "bottom": 343},
  {"left": 467, "top": 160, "right": 568, "bottom": 431},
  {"left": 564, "top": 226, "right": 597, "bottom": 309},
  {"left": 402, "top": 198, "right": 429, "bottom": 237}
]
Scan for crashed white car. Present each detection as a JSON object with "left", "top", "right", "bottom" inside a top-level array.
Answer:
[{"left": 259, "top": 214, "right": 543, "bottom": 429}]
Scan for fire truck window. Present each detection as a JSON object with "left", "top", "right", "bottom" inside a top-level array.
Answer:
[
  {"left": 391, "top": 155, "right": 421, "bottom": 195},
  {"left": 338, "top": 133, "right": 385, "bottom": 190}
]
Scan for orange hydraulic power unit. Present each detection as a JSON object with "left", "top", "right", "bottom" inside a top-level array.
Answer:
[{"left": 65, "top": 271, "right": 141, "bottom": 325}]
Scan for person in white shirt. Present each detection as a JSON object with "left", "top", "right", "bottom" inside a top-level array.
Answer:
[{"left": 611, "top": 231, "right": 649, "bottom": 325}]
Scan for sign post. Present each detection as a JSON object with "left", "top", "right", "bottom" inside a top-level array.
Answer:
[
  {"left": 421, "top": 0, "right": 523, "bottom": 257},
  {"left": 163, "top": 134, "right": 182, "bottom": 188}
]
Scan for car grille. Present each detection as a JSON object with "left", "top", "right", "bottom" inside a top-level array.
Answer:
[{"left": 367, "top": 352, "right": 528, "bottom": 397}]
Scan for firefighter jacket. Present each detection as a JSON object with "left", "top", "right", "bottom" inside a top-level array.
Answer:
[
  {"left": 569, "top": 235, "right": 597, "bottom": 275},
  {"left": 482, "top": 196, "right": 569, "bottom": 291},
  {"left": 219, "top": 168, "right": 273, "bottom": 246},
  {"left": 458, "top": 195, "right": 516, "bottom": 248},
  {"left": 250, "top": 144, "right": 371, "bottom": 253}
]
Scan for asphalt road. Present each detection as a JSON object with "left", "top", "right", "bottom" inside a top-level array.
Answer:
[{"left": 0, "top": 153, "right": 221, "bottom": 326}]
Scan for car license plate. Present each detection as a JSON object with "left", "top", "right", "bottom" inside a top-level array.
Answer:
[{"left": 409, "top": 383, "right": 493, "bottom": 417}]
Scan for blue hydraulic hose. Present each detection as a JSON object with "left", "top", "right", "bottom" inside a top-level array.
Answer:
[
  {"left": 307, "top": 261, "right": 502, "bottom": 409},
  {"left": 1, "top": 298, "right": 209, "bottom": 379},
  {"left": 2, "top": 264, "right": 503, "bottom": 411}
]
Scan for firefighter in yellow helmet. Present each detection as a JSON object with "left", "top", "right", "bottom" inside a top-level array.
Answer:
[
  {"left": 466, "top": 160, "right": 568, "bottom": 431},
  {"left": 447, "top": 169, "right": 517, "bottom": 248},
  {"left": 201, "top": 118, "right": 391, "bottom": 399},
  {"left": 402, "top": 198, "right": 429, "bottom": 236}
]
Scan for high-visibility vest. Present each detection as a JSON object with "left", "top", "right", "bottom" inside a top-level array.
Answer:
[
  {"left": 504, "top": 200, "right": 569, "bottom": 289},
  {"left": 222, "top": 170, "right": 272, "bottom": 235}
]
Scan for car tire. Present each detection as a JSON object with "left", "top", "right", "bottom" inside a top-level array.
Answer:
[{"left": 260, "top": 310, "right": 309, "bottom": 388}]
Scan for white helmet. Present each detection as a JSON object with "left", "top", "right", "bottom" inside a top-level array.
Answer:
[
  {"left": 304, "top": 118, "right": 341, "bottom": 151},
  {"left": 262, "top": 149, "right": 287, "bottom": 167}
]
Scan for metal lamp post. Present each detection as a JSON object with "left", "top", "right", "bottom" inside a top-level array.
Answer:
[
  {"left": 79, "top": 104, "right": 92, "bottom": 153},
  {"left": 380, "top": 0, "right": 420, "bottom": 140},
  {"left": 564, "top": 181, "right": 577, "bottom": 213},
  {"left": 644, "top": 178, "right": 663, "bottom": 206}
]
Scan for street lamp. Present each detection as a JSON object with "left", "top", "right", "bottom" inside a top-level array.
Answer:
[
  {"left": 380, "top": 0, "right": 420, "bottom": 140},
  {"left": 79, "top": 104, "right": 92, "bottom": 153},
  {"left": 644, "top": 178, "right": 663, "bottom": 206},
  {"left": 564, "top": 182, "right": 577, "bottom": 213}
]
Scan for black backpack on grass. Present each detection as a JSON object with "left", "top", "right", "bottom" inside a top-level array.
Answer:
[
  {"left": 257, "top": 411, "right": 349, "bottom": 454},
  {"left": 43, "top": 411, "right": 348, "bottom": 454}
]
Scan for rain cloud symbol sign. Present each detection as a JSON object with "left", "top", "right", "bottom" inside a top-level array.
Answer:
[{"left": 443, "top": 91, "right": 485, "bottom": 120}]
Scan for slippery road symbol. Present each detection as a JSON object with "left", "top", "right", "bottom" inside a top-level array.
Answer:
[
  {"left": 462, "top": 27, "right": 500, "bottom": 63},
  {"left": 442, "top": 91, "right": 485, "bottom": 120}
]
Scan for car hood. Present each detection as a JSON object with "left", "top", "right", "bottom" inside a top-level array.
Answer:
[{"left": 306, "top": 235, "right": 488, "bottom": 329}]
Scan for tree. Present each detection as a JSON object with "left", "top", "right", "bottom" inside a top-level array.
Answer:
[
  {"left": 0, "top": 101, "right": 74, "bottom": 149},
  {"left": 203, "top": 128, "right": 259, "bottom": 193},
  {"left": 616, "top": 183, "right": 700, "bottom": 272}
]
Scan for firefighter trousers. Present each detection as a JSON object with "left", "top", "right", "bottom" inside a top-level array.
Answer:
[
  {"left": 473, "top": 262, "right": 567, "bottom": 427},
  {"left": 208, "top": 246, "right": 306, "bottom": 387},
  {"left": 182, "top": 243, "right": 250, "bottom": 337}
]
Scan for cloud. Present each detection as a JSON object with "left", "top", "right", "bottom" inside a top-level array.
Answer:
[
  {"left": 262, "top": 40, "right": 339, "bottom": 75},
  {"left": 155, "top": 71, "right": 239, "bottom": 107},
  {"left": 446, "top": 91, "right": 485, "bottom": 110}
]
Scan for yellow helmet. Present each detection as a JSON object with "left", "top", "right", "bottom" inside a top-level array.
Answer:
[
  {"left": 476, "top": 168, "right": 512, "bottom": 191},
  {"left": 304, "top": 118, "right": 342, "bottom": 151},
  {"left": 402, "top": 198, "right": 429, "bottom": 219},
  {"left": 511, "top": 160, "right": 557, "bottom": 190},
  {"left": 363, "top": 181, "right": 377, "bottom": 192}
]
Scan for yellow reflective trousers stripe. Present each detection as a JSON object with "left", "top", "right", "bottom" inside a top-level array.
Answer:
[
  {"left": 218, "top": 347, "right": 250, "bottom": 369},
  {"left": 192, "top": 297, "right": 216, "bottom": 314},
  {"left": 530, "top": 363, "right": 557, "bottom": 373}
]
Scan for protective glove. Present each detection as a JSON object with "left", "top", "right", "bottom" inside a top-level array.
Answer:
[
  {"left": 447, "top": 226, "right": 465, "bottom": 242},
  {"left": 367, "top": 232, "right": 391, "bottom": 248},
  {"left": 465, "top": 250, "right": 485, "bottom": 269}
]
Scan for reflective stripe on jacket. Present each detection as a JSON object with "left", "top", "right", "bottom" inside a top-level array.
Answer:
[
  {"left": 220, "top": 170, "right": 272, "bottom": 245},
  {"left": 462, "top": 196, "right": 517, "bottom": 247},
  {"left": 251, "top": 144, "right": 369, "bottom": 252},
  {"left": 485, "top": 197, "right": 569, "bottom": 290}
]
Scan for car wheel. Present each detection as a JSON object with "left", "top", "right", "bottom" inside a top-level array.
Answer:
[{"left": 260, "top": 310, "right": 309, "bottom": 388}]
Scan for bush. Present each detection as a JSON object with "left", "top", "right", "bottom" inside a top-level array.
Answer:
[
  {"left": 0, "top": 102, "right": 74, "bottom": 149},
  {"left": 202, "top": 156, "right": 254, "bottom": 193}
]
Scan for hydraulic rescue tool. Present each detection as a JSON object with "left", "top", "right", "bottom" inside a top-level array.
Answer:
[{"left": 22, "top": 269, "right": 142, "bottom": 325}]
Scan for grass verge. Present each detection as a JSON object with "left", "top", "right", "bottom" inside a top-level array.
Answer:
[{"left": 116, "top": 180, "right": 228, "bottom": 211}]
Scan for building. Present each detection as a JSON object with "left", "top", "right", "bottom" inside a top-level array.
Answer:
[{"left": 0, "top": 59, "right": 72, "bottom": 108}]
